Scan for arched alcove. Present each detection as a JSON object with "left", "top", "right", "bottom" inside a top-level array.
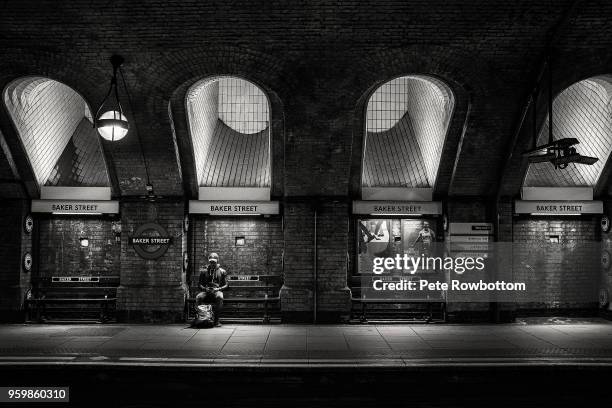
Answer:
[
  {"left": 4, "top": 76, "right": 110, "bottom": 188},
  {"left": 524, "top": 75, "right": 612, "bottom": 187},
  {"left": 185, "top": 76, "right": 271, "bottom": 188},
  {"left": 362, "top": 75, "right": 455, "bottom": 189}
]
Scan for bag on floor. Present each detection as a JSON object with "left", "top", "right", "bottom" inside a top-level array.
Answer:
[{"left": 192, "top": 304, "right": 215, "bottom": 328}]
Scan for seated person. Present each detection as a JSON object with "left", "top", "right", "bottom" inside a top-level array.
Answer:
[{"left": 195, "top": 252, "right": 228, "bottom": 327}]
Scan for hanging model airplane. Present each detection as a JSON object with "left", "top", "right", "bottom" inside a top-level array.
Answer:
[
  {"left": 522, "top": 56, "right": 598, "bottom": 170},
  {"left": 522, "top": 137, "right": 598, "bottom": 169}
]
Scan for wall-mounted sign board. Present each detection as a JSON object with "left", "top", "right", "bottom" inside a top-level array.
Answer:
[
  {"left": 52, "top": 276, "right": 100, "bottom": 283},
  {"left": 352, "top": 201, "right": 442, "bottom": 215},
  {"left": 449, "top": 222, "right": 494, "bottom": 236},
  {"left": 228, "top": 275, "right": 260, "bottom": 281},
  {"left": 450, "top": 235, "right": 492, "bottom": 243},
  {"left": 189, "top": 201, "right": 279, "bottom": 215},
  {"left": 128, "top": 237, "right": 172, "bottom": 245},
  {"left": 32, "top": 200, "right": 119, "bottom": 214},
  {"left": 515, "top": 200, "right": 603, "bottom": 215},
  {"left": 130, "top": 223, "right": 173, "bottom": 260}
]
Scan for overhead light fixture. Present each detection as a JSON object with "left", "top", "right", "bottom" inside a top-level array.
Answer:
[
  {"left": 94, "top": 55, "right": 129, "bottom": 141},
  {"left": 94, "top": 56, "right": 155, "bottom": 201}
]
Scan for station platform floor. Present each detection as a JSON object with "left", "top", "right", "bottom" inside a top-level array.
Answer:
[{"left": 1, "top": 318, "right": 612, "bottom": 368}]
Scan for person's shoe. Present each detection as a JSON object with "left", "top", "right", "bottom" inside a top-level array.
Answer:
[{"left": 214, "top": 322, "right": 222, "bottom": 327}]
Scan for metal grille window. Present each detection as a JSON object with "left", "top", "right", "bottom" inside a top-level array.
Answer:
[
  {"left": 524, "top": 76, "right": 612, "bottom": 187},
  {"left": 4, "top": 77, "right": 109, "bottom": 187},
  {"left": 363, "top": 76, "right": 455, "bottom": 188},
  {"left": 186, "top": 76, "right": 271, "bottom": 187},
  {"left": 218, "top": 77, "right": 269, "bottom": 134}
]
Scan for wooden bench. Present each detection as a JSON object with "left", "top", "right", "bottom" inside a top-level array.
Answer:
[
  {"left": 350, "top": 296, "right": 447, "bottom": 323},
  {"left": 350, "top": 275, "right": 446, "bottom": 322},
  {"left": 185, "top": 274, "right": 282, "bottom": 323},
  {"left": 25, "top": 276, "right": 119, "bottom": 323}
]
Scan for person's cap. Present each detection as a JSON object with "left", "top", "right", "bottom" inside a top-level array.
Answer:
[{"left": 208, "top": 252, "right": 219, "bottom": 262}]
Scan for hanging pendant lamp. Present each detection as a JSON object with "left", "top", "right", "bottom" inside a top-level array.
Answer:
[{"left": 94, "top": 55, "right": 129, "bottom": 141}]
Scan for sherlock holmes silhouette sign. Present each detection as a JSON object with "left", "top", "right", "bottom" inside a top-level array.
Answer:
[{"left": 129, "top": 223, "right": 173, "bottom": 260}]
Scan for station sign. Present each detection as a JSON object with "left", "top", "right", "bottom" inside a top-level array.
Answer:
[
  {"left": 31, "top": 200, "right": 119, "bottom": 214},
  {"left": 128, "top": 237, "right": 172, "bottom": 245},
  {"left": 515, "top": 200, "right": 603, "bottom": 215},
  {"left": 52, "top": 276, "right": 100, "bottom": 283},
  {"left": 228, "top": 275, "right": 260, "bottom": 281},
  {"left": 189, "top": 201, "right": 279, "bottom": 215},
  {"left": 449, "top": 222, "right": 494, "bottom": 251},
  {"left": 352, "top": 201, "right": 442, "bottom": 215},
  {"left": 129, "top": 223, "right": 173, "bottom": 260}
]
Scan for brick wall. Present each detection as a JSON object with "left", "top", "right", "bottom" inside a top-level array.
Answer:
[
  {"left": 280, "top": 202, "right": 314, "bottom": 320},
  {"left": 603, "top": 200, "right": 612, "bottom": 315},
  {"left": 446, "top": 199, "right": 494, "bottom": 317},
  {"left": 0, "top": 199, "right": 32, "bottom": 321},
  {"left": 513, "top": 216, "right": 600, "bottom": 310},
  {"left": 280, "top": 200, "right": 351, "bottom": 322},
  {"left": 190, "top": 216, "right": 283, "bottom": 288},
  {"left": 2, "top": 1, "right": 612, "bottom": 198},
  {"left": 315, "top": 201, "right": 351, "bottom": 320},
  {"left": 116, "top": 201, "right": 187, "bottom": 322},
  {"left": 37, "top": 217, "right": 119, "bottom": 278},
  {"left": 1, "top": 1, "right": 612, "bottom": 322}
]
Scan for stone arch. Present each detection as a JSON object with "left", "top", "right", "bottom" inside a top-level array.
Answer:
[
  {"left": 161, "top": 46, "right": 289, "bottom": 198},
  {"left": 361, "top": 75, "right": 456, "bottom": 190},
  {"left": 347, "top": 46, "right": 486, "bottom": 198},
  {"left": 3, "top": 76, "right": 111, "bottom": 189},
  {"left": 0, "top": 49, "right": 119, "bottom": 198},
  {"left": 523, "top": 75, "right": 612, "bottom": 188}
]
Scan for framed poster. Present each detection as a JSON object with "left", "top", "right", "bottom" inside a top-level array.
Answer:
[{"left": 357, "top": 217, "right": 439, "bottom": 274}]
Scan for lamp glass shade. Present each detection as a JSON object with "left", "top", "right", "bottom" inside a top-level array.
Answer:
[{"left": 97, "top": 110, "right": 129, "bottom": 141}]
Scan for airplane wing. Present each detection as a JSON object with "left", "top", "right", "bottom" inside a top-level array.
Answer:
[
  {"left": 554, "top": 154, "right": 598, "bottom": 166},
  {"left": 527, "top": 153, "right": 556, "bottom": 163}
]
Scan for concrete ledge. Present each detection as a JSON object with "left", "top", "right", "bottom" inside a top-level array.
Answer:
[{"left": 0, "top": 310, "right": 25, "bottom": 323}]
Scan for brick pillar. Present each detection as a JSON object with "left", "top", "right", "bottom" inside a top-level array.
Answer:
[
  {"left": 602, "top": 200, "right": 612, "bottom": 318},
  {"left": 280, "top": 201, "right": 315, "bottom": 322},
  {"left": 496, "top": 196, "right": 517, "bottom": 321},
  {"left": 280, "top": 199, "right": 351, "bottom": 322},
  {"left": 116, "top": 201, "right": 187, "bottom": 322},
  {"left": 0, "top": 199, "right": 32, "bottom": 322},
  {"left": 315, "top": 200, "right": 351, "bottom": 322},
  {"left": 445, "top": 198, "right": 493, "bottom": 321}
]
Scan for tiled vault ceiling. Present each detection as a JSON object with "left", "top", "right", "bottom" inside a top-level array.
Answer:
[
  {"left": 524, "top": 76, "right": 612, "bottom": 187},
  {"left": 186, "top": 76, "right": 270, "bottom": 187},
  {"left": 363, "top": 76, "right": 455, "bottom": 188},
  {"left": 4, "top": 77, "right": 109, "bottom": 187}
]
